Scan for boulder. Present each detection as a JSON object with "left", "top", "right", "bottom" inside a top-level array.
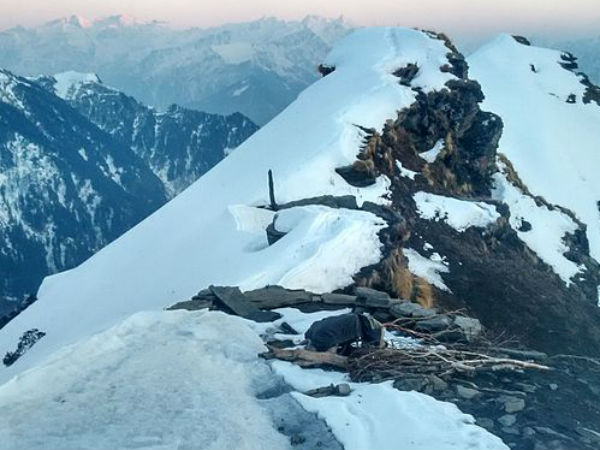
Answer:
[
  {"left": 305, "top": 383, "right": 352, "bottom": 397},
  {"left": 498, "top": 414, "right": 517, "bottom": 427},
  {"left": 393, "top": 377, "right": 429, "bottom": 393},
  {"left": 503, "top": 396, "right": 526, "bottom": 413},
  {"left": 453, "top": 316, "right": 483, "bottom": 341},
  {"left": 393, "top": 375, "right": 449, "bottom": 394},
  {"left": 456, "top": 385, "right": 480, "bottom": 399}
]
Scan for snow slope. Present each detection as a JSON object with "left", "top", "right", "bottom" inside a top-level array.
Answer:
[
  {"left": 469, "top": 35, "right": 600, "bottom": 266},
  {"left": 0, "top": 27, "right": 457, "bottom": 384},
  {"left": 0, "top": 311, "right": 291, "bottom": 449},
  {"left": 0, "top": 307, "right": 507, "bottom": 449},
  {"left": 276, "top": 363, "right": 507, "bottom": 450}
]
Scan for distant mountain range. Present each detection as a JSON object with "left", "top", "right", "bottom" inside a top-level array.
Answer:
[
  {"left": 0, "top": 68, "right": 257, "bottom": 309},
  {"left": 0, "top": 15, "right": 351, "bottom": 124},
  {"left": 35, "top": 71, "right": 258, "bottom": 196}
]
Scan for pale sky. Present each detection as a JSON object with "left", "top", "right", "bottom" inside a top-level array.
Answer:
[{"left": 1, "top": 0, "right": 599, "bottom": 39}]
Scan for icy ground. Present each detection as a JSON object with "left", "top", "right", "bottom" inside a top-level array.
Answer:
[{"left": 0, "top": 308, "right": 508, "bottom": 449}]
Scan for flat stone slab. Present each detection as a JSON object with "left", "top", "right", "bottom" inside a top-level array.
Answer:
[
  {"left": 244, "top": 285, "right": 314, "bottom": 309},
  {"left": 355, "top": 287, "right": 391, "bottom": 308},
  {"left": 167, "top": 300, "right": 212, "bottom": 311},
  {"left": 321, "top": 293, "right": 357, "bottom": 305},
  {"left": 210, "top": 285, "right": 281, "bottom": 322}
]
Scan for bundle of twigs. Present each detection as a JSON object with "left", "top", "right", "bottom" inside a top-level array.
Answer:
[{"left": 348, "top": 347, "right": 550, "bottom": 382}]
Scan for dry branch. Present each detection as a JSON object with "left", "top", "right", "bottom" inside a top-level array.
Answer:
[
  {"left": 260, "top": 345, "right": 348, "bottom": 369},
  {"left": 348, "top": 348, "right": 550, "bottom": 382}
]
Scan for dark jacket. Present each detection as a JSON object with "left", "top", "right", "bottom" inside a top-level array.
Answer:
[{"left": 305, "top": 313, "right": 381, "bottom": 351}]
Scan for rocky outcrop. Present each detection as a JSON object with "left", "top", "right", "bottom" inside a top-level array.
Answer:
[
  {"left": 340, "top": 36, "right": 600, "bottom": 357},
  {"left": 2, "top": 328, "right": 45, "bottom": 366}
]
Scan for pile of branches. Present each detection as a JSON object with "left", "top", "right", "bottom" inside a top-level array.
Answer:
[{"left": 348, "top": 347, "right": 550, "bottom": 382}]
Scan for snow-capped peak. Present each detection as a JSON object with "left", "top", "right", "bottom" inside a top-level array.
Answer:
[
  {"left": 52, "top": 71, "right": 101, "bottom": 99},
  {"left": 40, "top": 15, "right": 92, "bottom": 30},
  {"left": 92, "top": 14, "right": 153, "bottom": 29}
]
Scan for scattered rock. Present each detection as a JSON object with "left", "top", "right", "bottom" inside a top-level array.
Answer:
[
  {"left": 428, "top": 375, "right": 449, "bottom": 392},
  {"left": 523, "top": 427, "right": 536, "bottom": 437},
  {"left": 415, "top": 316, "right": 453, "bottom": 333},
  {"left": 534, "top": 426, "right": 573, "bottom": 441},
  {"left": 453, "top": 316, "right": 483, "bottom": 341},
  {"left": 549, "top": 383, "right": 558, "bottom": 391},
  {"left": 502, "top": 396, "right": 526, "bottom": 413},
  {"left": 456, "top": 385, "right": 480, "bottom": 399},
  {"left": 393, "top": 375, "right": 448, "bottom": 394},
  {"left": 498, "top": 414, "right": 517, "bottom": 427},
  {"left": 502, "top": 426, "right": 520, "bottom": 435},
  {"left": 477, "top": 418, "right": 495, "bottom": 430},
  {"left": 393, "top": 377, "right": 429, "bottom": 393},
  {"left": 305, "top": 383, "right": 352, "bottom": 398}
]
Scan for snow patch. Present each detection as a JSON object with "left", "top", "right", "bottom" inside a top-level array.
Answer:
[
  {"left": 396, "top": 160, "right": 418, "bottom": 179},
  {"left": 492, "top": 168, "right": 583, "bottom": 285},
  {"left": 404, "top": 248, "right": 451, "bottom": 292},
  {"left": 419, "top": 139, "right": 444, "bottom": 163},
  {"left": 77, "top": 147, "right": 88, "bottom": 161},
  {"left": 53, "top": 71, "right": 100, "bottom": 99},
  {"left": 232, "top": 83, "right": 249, "bottom": 97},
  {"left": 414, "top": 192, "right": 500, "bottom": 232},
  {"left": 272, "top": 362, "right": 507, "bottom": 450}
]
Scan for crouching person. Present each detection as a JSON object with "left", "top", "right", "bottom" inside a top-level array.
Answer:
[{"left": 305, "top": 313, "right": 385, "bottom": 355}]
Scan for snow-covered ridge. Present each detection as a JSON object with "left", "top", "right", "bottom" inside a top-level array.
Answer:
[
  {"left": 469, "top": 34, "right": 600, "bottom": 266},
  {"left": 0, "top": 27, "right": 458, "bottom": 383},
  {"left": 52, "top": 71, "right": 101, "bottom": 99}
]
